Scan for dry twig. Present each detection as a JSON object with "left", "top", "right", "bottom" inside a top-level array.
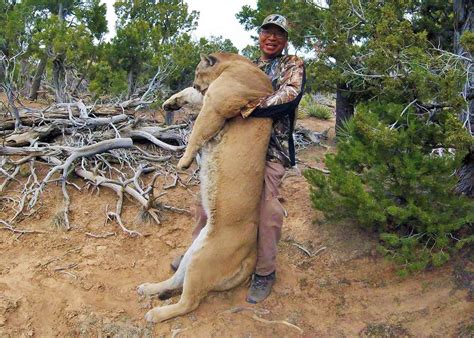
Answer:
[{"left": 251, "top": 314, "right": 304, "bottom": 334}]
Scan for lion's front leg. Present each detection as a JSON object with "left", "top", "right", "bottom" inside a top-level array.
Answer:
[{"left": 178, "top": 106, "right": 226, "bottom": 170}]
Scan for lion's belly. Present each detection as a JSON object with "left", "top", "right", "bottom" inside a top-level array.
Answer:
[{"left": 200, "top": 116, "right": 272, "bottom": 234}]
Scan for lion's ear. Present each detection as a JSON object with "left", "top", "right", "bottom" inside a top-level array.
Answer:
[{"left": 200, "top": 54, "right": 218, "bottom": 67}]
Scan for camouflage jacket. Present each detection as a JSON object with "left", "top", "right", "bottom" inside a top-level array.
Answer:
[{"left": 241, "top": 54, "right": 305, "bottom": 167}]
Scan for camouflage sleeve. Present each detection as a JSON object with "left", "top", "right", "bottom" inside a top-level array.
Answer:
[
  {"left": 240, "top": 55, "right": 305, "bottom": 118},
  {"left": 258, "top": 55, "right": 305, "bottom": 108}
]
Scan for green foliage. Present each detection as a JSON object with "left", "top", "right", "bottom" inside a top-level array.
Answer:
[
  {"left": 298, "top": 95, "right": 333, "bottom": 120},
  {"left": 3, "top": 0, "right": 235, "bottom": 100},
  {"left": 75, "top": 0, "right": 108, "bottom": 40},
  {"left": 460, "top": 31, "right": 474, "bottom": 54},
  {"left": 307, "top": 104, "right": 332, "bottom": 120},
  {"left": 89, "top": 61, "right": 127, "bottom": 98},
  {"left": 0, "top": 1, "right": 32, "bottom": 56},
  {"left": 304, "top": 103, "right": 474, "bottom": 272},
  {"left": 154, "top": 34, "right": 238, "bottom": 91},
  {"left": 114, "top": 0, "right": 198, "bottom": 44},
  {"left": 237, "top": 0, "right": 456, "bottom": 95},
  {"left": 106, "top": 0, "right": 199, "bottom": 97},
  {"left": 241, "top": 44, "right": 260, "bottom": 60},
  {"left": 410, "top": 0, "right": 454, "bottom": 50}
]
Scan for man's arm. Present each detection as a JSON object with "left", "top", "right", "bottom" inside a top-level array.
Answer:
[{"left": 241, "top": 55, "right": 305, "bottom": 118}]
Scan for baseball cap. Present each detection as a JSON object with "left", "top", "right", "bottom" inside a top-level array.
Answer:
[{"left": 260, "top": 14, "right": 288, "bottom": 33}]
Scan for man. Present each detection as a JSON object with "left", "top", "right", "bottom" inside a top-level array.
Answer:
[
  {"left": 243, "top": 13, "right": 305, "bottom": 303},
  {"left": 172, "top": 14, "right": 305, "bottom": 303}
]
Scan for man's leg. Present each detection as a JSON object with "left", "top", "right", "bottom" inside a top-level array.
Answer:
[{"left": 247, "top": 161, "right": 285, "bottom": 303}]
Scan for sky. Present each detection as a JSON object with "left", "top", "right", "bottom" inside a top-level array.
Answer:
[{"left": 102, "top": 0, "right": 257, "bottom": 51}]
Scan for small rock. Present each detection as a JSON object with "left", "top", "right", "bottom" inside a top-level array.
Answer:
[
  {"left": 319, "top": 278, "right": 328, "bottom": 287},
  {"left": 165, "top": 240, "right": 175, "bottom": 248}
]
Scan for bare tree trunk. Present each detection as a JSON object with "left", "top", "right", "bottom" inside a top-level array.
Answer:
[
  {"left": 5, "top": 86, "right": 21, "bottom": 130},
  {"left": 454, "top": 0, "right": 473, "bottom": 196},
  {"left": 454, "top": 0, "right": 473, "bottom": 135},
  {"left": 1, "top": 53, "right": 22, "bottom": 129},
  {"left": 127, "top": 68, "right": 138, "bottom": 99},
  {"left": 72, "top": 61, "right": 91, "bottom": 96},
  {"left": 0, "top": 59, "right": 5, "bottom": 84},
  {"left": 51, "top": 2, "right": 69, "bottom": 103},
  {"left": 19, "top": 58, "right": 31, "bottom": 96},
  {"left": 335, "top": 82, "right": 355, "bottom": 135},
  {"left": 52, "top": 55, "right": 69, "bottom": 103},
  {"left": 29, "top": 53, "right": 48, "bottom": 100}
]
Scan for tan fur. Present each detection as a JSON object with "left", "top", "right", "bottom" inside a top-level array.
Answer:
[
  {"left": 162, "top": 87, "right": 203, "bottom": 124},
  {"left": 137, "top": 53, "right": 273, "bottom": 323},
  {"left": 162, "top": 87, "right": 203, "bottom": 111}
]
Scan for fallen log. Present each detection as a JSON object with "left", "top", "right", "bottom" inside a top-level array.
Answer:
[
  {"left": 121, "top": 128, "right": 185, "bottom": 152},
  {"left": 0, "top": 145, "right": 56, "bottom": 156},
  {"left": 4, "top": 125, "right": 59, "bottom": 147}
]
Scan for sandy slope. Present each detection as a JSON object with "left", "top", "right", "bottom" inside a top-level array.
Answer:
[{"left": 0, "top": 111, "right": 472, "bottom": 336}]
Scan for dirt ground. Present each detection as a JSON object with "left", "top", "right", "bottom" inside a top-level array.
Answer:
[{"left": 1, "top": 105, "right": 473, "bottom": 337}]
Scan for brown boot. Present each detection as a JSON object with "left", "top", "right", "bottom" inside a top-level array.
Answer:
[{"left": 246, "top": 271, "right": 276, "bottom": 304}]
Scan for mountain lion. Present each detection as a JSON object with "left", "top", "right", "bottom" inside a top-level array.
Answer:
[{"left": 137, "top": 53, "right": 273, "bottom": 322}]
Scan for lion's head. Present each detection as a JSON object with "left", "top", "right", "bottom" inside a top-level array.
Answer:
[
  {"left": 193, "top": 54, "right": 222, "bottom": 95},
  {"left": 193, "top": 53, "right": 256, "bottom": 95}
]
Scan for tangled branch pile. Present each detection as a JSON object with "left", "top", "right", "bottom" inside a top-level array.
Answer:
[
  {"left": 0, "top": 100, "right": 324, "bottom": 237},
  {"left": 0, "top": 100, "right": 198, "bottom": 236}
]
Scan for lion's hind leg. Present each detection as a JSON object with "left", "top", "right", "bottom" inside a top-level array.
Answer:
[
  {"left": 137, "top": 256, "right": 190, "bottom": 299},
  {"left": 144, "top": 237, "right": 254, "bottom": 323},
  {"left": 144, "top": 260, "right": 213, "bottom": 323},
  {"left": 214, "top": 252, "right": 255, "bottom": 291},
  {"left": 138, "top": 226, "right": 210, "bottom": 306},
  {"left": 142, "top": 226, "right": 213, "bottom": 322}
]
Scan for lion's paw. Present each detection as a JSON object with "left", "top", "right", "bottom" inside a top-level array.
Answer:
[
  {"left": 137, "top": 283, "right": 159, "bottom": 296},
  {"left": 177, "top": 157, "right": 192, "bottom": 170},
  {"left": 145, "top": 308, "right": 164, "bottom": 323}
]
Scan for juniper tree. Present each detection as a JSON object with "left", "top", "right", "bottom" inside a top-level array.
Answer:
[
  {"left": 111, "top": 0, "right": 198, "bottom": 98},
  {"left": 301, "top": 1, "right": 474, "bottom": 273},
  {"left": 18, "top": 0, "right": 107, "bottom": 102}
]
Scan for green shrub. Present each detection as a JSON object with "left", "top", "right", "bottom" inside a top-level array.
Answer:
[
  {"left": 304, "top": 103, "right": 474, "bottom": 273},
  {"left": 460, "top": 31, "right": 474, "bottom": 53},
  {"left": 89, "top": 61, "right": 128, "bottom": 98},
  {"left": 306, "top": 104, "right": 333, "bottom": 120},
  {"left": 298, "top": 94, "right": 333, "bottom": 120}
]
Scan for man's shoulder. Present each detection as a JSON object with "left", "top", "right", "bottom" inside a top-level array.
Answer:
[{"left": 280, "top": 54, "right": 304, "bottom": 67}]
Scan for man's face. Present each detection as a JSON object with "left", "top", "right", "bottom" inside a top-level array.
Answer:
[{"left": 259, "top": 25, "right": 288, "bottom": 60}]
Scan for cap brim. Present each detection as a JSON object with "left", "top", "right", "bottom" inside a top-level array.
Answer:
[{"left": 260, "top": 23, "right": 288, "bottom": 33}]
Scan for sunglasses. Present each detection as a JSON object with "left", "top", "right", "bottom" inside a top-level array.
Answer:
[{"left": 259, "top": 28, "right": 288, "bottom": 40}]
